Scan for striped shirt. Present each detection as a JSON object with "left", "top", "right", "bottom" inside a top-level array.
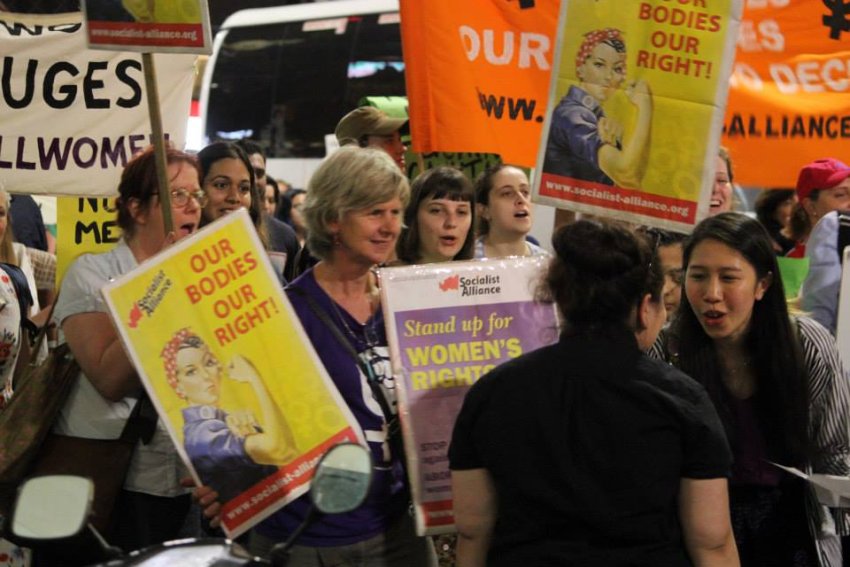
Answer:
[{"left": 649, "top": 316, "right": 850, "bottom": 542}]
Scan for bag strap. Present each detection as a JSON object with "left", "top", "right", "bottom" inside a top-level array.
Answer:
[
  {"left": 838, "top": 210, "right": 850, "bottom": 265},
  {"left": 1, "top": 263, "right": 38, "bottom": 340},
  {"left": 287, "top": 286, "right": 396, "bottom": 424},
  {"left": 120, "top": 391, "right": 156, "bottom": 445}
]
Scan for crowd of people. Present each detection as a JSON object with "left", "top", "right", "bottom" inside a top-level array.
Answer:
[{"left": 0, "top": 100, "right": 848, "bottom": 567}]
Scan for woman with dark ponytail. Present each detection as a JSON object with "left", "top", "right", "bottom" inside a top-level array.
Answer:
[
  {"left": 652, "top": 212, "right": 850, "bottom": 566},
  {"left": 449, "top": 220, "right": 738, "bottom": 566}
]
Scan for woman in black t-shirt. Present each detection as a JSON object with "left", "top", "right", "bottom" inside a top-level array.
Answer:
[{"left": 449, "top": 220, "right": 738, "bottom": 566}]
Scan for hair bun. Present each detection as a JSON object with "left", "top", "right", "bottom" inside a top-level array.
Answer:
[{"left": 553, "top": 221, "right": 641, "bottom": 279}]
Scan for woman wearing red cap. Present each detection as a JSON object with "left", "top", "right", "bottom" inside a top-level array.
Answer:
[{"left": 787, "top": 158, "right": 850, "bottom": 258}]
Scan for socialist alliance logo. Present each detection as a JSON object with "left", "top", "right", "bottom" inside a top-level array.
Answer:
[{"left": 438, "top": 273, "right": 501, "bottom": 297}]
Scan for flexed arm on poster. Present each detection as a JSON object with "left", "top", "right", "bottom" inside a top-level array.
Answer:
[
  {"left": 227, "top": 354, "right": 299, "bottom": 466},
  {"left": 163, "top": 328, "right": 299, "bottom": 467},
  {"left": 598, "top": 79, "right": 653, "bottom": 189}
]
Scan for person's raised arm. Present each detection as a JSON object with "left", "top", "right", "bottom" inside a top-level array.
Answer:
[
  {"left": 62, "top": 312, "right": 138, "bottom": 402},
  {"left": 598, "top": 79, "right": 653, "bottom": 188},
  {"left": 679, "top": 477, "right": 739, "bottom": 567},
  {"left": 452, "top": 468, "right": 497, "bottom": 567}
]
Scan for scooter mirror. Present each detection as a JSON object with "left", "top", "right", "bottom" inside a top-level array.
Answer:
[
  {"left": 12, "top": 475, "right": 93, "bottom": 540},
  {"left": 310, "top": 443, "right": 372, "bottom": 515}
]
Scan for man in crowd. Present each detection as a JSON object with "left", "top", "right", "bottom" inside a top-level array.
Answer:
[{"left": 334, "top": 106, "right": 408, "bottom": 171}]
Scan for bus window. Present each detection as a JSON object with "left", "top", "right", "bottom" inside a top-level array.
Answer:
[{"left": 204, "top": 10, "right": 404, "bottom": 160}]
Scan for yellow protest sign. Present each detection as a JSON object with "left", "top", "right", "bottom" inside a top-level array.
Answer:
[
  {"left": 56, "top": 197, "right": 121, "bottom": 286},
  {"left": 534, "top": 0, "right": 742, "bottom": 231},
  {"left": 83, "top": 0, "right": 212, "bottom": 54},
  {"left": 102, "top": 210, "right": 361, "bottom": 537}
]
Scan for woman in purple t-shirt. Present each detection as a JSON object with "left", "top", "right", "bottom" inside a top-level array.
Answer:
[{"left": 197, "top": 146, "right": 435, "bottom": 566}]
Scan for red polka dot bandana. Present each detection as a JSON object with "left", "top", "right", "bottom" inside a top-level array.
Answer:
[
  {"left": 576, "top": 28, "right": 625, "bottom": 72},
  {"left": 161, "top": 327, "right": 197, "bottom": 398}
]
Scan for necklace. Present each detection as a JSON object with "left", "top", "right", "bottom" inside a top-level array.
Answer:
[{"left": 328, "top": 299, "right": 381, "bottom": 348}]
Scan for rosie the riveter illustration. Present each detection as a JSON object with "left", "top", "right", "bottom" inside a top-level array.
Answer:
[
  {"left": 161, "top": 328, "right": 298, "bottom": 503},
  {"left": 543, "top": 28, "right": 653, "bottom": 189}
]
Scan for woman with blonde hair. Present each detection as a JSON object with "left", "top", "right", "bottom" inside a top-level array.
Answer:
[
  {"left": 0, "top": 188, "right": 54, "bottom": 331},
  {"left": 197, "top": 146, "right": 436, "bottom": 566}
]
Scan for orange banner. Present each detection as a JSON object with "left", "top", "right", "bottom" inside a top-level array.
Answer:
[
  {"left": 402, "top": 1, "right": 850, "bottom": 187},
  {"left": 400, "top": 0, "right": 559, "bottom": 167},
  {"left": 722, "top": 1, "right": 850, "bottom": 186}
]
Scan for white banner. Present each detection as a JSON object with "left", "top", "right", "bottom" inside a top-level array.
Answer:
[{"left": 0, "top": 12, "right": 195, "bottom": 196}]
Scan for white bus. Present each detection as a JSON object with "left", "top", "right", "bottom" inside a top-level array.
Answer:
[{"left": 199, "top": 0, "right": 404, "bottom": 188}]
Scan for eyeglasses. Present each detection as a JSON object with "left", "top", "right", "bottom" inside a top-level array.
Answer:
[{"left": 171, "top": 188, "right": 208, "bottom": 208}]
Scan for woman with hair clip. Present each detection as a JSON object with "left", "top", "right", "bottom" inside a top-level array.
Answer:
[
  {"left": 651, "top": 212, "right": 850, "bottom": 566},
  {"left": 197, "top": 141, "right": 298, "bottom": 283},
  {"left": 196, "top": 146, "right": 435, "bottom": 566},
  {"left": 396, "top": 166, "right": 475, "bottom": 265},
  {"left": 51, "top": 145, "right": 205, "bottom": 554},
  {"left": 450, "top": 220, "right": 737, "bottom": 566}
]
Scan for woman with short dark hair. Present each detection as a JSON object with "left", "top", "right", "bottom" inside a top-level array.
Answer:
[
  {"left": 451, "top": 219, "right": 738, "bottom": 566},
  {"left": 397, "top": 166, "right": 475, "bottom": 265}
]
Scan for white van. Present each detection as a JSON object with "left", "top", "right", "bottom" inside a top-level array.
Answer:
[{"left": 199, "top": 0, "right": 403, "bottom": 188}]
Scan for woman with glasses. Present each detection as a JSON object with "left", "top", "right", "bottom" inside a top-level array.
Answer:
[
  {"left": 198, "top": 142, "right": 296, "bottom": 283},
  {"left": 51, "top": 145, "right": 204, "bottom": 552}
]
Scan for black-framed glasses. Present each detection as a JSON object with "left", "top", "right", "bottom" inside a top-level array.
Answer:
[{"left": 171, "top": 188, "right": 208, "bottom": 208}]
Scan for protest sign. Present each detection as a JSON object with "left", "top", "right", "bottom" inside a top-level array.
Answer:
[
  {"left": 380, "top": 257, "right": 559, "bottom": 535},
  {"left": 0, "top": 11, "right": 194, "bottom": 196},
  {"left": 56, "top": 197, "right": 120, "bottom": 285},
  {"left": 723, "top": 2, "right": 850, "bottom": 187},
  {"left": 103, "top": 210, "right": 362, "bottom": 537},
  {"left": 82, "top": 0, "right": 212, "bottom": 53},
  {"left": 534, "top": 0, "right": 742, "bottom": 231},
  {"left": 400, "top": 0, "right": 559, "bottom": 168},
  {"left": 837, "top": 247, "right": 850, "bottom": 371}
]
